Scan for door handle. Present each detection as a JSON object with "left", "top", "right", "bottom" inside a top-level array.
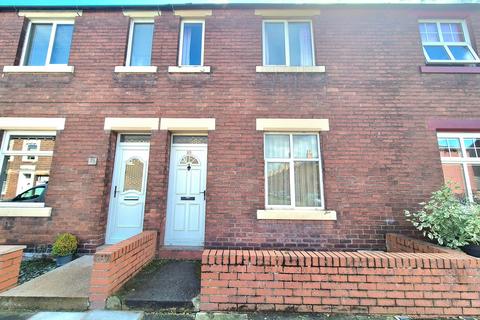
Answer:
[
  {"left": 202, "top": 190, "right": 206, "bottom": 200},
  {"left": 113, "top": 186, "right": 118, "bottom": 198}
]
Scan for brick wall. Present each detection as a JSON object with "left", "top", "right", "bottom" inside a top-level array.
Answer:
[
  {"left": 1, "top": 5, "right": 480, "bottom": 252},
  {"left": 386, "top": 233, "right": 466, "bottom": 255},
  {"left": 89, "top": 231, "right": 157, "bottom": 309},
  {"left": 0, "top": 246, "right": 25, "bottom": 293},
  {"left": 200, "top": 235, "right": 480, "bottom": 318}
]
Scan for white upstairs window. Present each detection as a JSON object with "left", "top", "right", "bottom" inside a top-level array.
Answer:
[
  {"left": 419, "top": 20, "right": 480, "bottom": 64},
  {"left": 262, "top": 20, "right": 314, "bottom": 66}
]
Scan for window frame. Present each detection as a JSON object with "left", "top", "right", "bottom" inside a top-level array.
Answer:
[
  {"left": 263, "top": 132, "right": 325, "bottom": 210},
  {"left": 437, "top": 132, "right": 480, "bottom": 202},
  {"left": 20, "top": 19, "right": 75, "bottom": 67},
  {"left": 0, "top": 131, "right": 56, "bottom": 206},
  {"left": 178, "top": 19, "right": 206, "bottom": 67},
  {"left": 125, "top": 18, "right": 155, "bottom": 67},
  {"left": 262, "top": 19, "right": 316, "bottom": 67},
  {"left": 418, "top": 19, "right": 480, "bottom": 64}
]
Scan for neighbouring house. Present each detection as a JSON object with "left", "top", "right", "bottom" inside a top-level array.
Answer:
[{"left": 0, "top": 0, "right": 479, "bottom": 257}]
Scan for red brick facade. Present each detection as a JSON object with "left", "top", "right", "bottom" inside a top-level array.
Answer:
[
  {"left": 0, "top": 4, "right": 480, "bottom": 252},
  {"left": 200, "top": 234, "right": 480, "bottom": 317}
]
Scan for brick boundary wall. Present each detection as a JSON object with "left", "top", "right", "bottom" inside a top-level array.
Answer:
[
  {"left": 89, "top": 231, "right": 157, "bottom": 309},
  {"left": 200, "top": 234, "right": 480, "bottom": 318},
  {"left": 0, "top": 246, "right": 25, "bottom": 293},
  {"left": 385, "top": 233, "right": 466, "bottom": 255}
]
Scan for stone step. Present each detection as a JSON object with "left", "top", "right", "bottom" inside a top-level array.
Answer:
[
  {"left": 28, "top": 311, "right": 144, "bottom": 320},
  {"left": 0, "top": 255, "right": 92, "bottom": 311}
]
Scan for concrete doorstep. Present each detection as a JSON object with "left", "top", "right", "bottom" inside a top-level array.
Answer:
[
  {"left": 26, "top": 311, "right": 143, "bottom": 320},
  {"left": 0, "top": 256, "right": 92, "bottom": 311}
]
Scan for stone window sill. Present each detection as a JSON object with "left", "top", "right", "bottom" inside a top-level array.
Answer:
[
  {"left": 0, "top": 204, "right": 52, "bottom": 217},
  {"left": 256, "top": 66, "right": 326, "bottom": 73},
  {"left": 420, "top": 65, "right": 480, "bottom": 74},
  {"left": 114, "top": 66, "right": 158, "bottom": 73},
  {"left": 168, "top": 66, "right": 211, "bottom": 73},
  {"left": 257, "top": 209, "right": 337, "bottom": 220},
  {"left": 3, "top": 65, "right": 74, "bottom": 73}
]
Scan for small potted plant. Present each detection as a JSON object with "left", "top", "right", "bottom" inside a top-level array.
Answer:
[
  {"left": 405, "top": 185, "right": 480, "bottom": 257},
  {"left": 51, "top": 233, "right": 78, "bottom": 267}
]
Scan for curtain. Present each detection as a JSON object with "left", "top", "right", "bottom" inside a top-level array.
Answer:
[
  {"left": 182, "top": 25, "right": 192, "bottom": 65},
  {"left": 267, "top": 162, "right": 290, "bottom": 205},
  {"left": 288, "top": 22, "right": 313, "bottom": 66}
]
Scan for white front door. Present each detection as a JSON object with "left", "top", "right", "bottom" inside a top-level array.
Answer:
[
  {"left": 165, "top": 142, "right": 207, "bottom": 246},
  {"left": 106, "top": 135, "right": 150, "bottom": 244}
]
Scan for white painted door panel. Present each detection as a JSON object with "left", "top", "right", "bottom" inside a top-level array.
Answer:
[
  {"left": 165, "top": 146, "right": 207, "bottom": 246},
  {"left": 106, "top": 143, "right": 149, "bottom": 244}
]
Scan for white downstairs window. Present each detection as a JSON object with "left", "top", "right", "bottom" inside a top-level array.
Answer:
[
  {"left": 0, "top": 132, "right": 56, "bottom": 204},
  {"left": 437, "top": 133, "right": 480, "bottom": 202},
  {"left": 419, "top": 20, "right": 480, "bottom": 64},
  {"left": 264, "top": 133, "right": 324, "bottom": 209}
]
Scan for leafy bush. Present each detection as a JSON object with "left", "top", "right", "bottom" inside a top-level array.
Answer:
[
  {"left": 405, "top": 185, "right": 480, "bottom": 248},
  {"left": 51, "top": 233, "right": 78, "bottom": 257}
]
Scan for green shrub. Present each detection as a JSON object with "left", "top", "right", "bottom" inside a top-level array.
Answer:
[
  {"left": 51, "top": 233, "right": 78, "bottom": 257},
  {"left": 405, "top": 185, "right": 480, "bottom": 248}
]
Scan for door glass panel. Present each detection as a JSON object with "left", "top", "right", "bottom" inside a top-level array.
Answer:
[
  {"left": 120, "top": 134, "right": 151, "bottom": 143},
  {"left": 172, "top": 136, "right": 208, "bottom": 144},
  {"left": 123, "top": 158, "right": 144, "bottom": 192},
  {"left": 267, "top": 162, "right": 290, "bottom": 205}
]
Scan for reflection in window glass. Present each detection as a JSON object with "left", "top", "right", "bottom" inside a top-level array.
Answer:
[
  {"left": 25, "top": 24, "right": 52, "bottom": 66},
  {"left": 264, "top": 22, "right": 286, "bottom": 65},
  {"left": 50, "top": 24, "right": 74, "bottom": 64},
  {"left": 0, "top": 134, "right": 55, "bottom": 202},
  {"left": 130, "top": 23, "right": 154, "bottom": 66},
  {"left": 441, "top": 163, "right": 467, "bottom": 199},
  {"left": 293, "top": 135, "right": 318, "bottom": 159},
  {"left": 437, "top": 138, "right": 462, "bottom": 157},
  {"left": 295, "top": 161, "right": 321, "bottom": 207},
  {"left": 467, "top": 164, "right": 480, "bottom": 203},
  {"left": 267, "top": 162, "right": 290, "bottom": 205}
]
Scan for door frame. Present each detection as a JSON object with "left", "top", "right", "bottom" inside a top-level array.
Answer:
[
  {"left": 105, "top": 133, "right": 150, "bottom": 245},
  {"left": 164, "top": 134, "right": 208, "bottom": 247}
]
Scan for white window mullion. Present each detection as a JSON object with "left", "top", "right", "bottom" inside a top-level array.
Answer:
[
  {"left": 45, "top": 22, "right": 57, "bottom": 65},
  {"left": 462, "top": 162, "right": 474, "bottom": 202},
  {"left": 126, "top": 21, "right": 135, "bottom": 66}
]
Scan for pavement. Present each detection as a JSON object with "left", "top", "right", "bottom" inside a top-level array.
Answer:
[
  {"left": 119, "top": 260, "right": 201, "bottom": 310},
  {"left": 0, "top": 256, "right": 92, "bottom": 311}
]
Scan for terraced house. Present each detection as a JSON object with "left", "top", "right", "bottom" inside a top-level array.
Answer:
[{"left": 0, "top": 0, "right": 479, "bottom": 258}]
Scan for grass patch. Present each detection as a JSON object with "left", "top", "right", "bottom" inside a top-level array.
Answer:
[{"left": 19, "top": 257, "right": 56, "bottom": 285}]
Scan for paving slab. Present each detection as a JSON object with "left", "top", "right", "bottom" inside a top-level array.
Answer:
[
  {"left": 27, "top": 312, "right": 85, "bottom": 320},
  {"left": 121, "top": 260, "right": 200, "bottom": 310},
  {"left": 83, "top": 311, "right": 144, "bottom": 320},
  {"left": 0, "top": 256, "right": 92, "bottom": 311}
]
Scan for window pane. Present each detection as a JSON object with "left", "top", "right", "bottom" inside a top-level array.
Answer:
[
  {"left": 181, "top": 22, "right": 203, "bottom": 66},
  {"left": 25, "top": 24, "right": 52, "bottom": 66},
  {"left": 50, "top": 24, "right": 74, "bottom": 64},
  {"left": 0, "top": 156, "right": 52, "bottom": 201},
  {"left": 424, "top": 45, "right": 451, "bottom": 60},
  {"left": 288, "top": 22, "right": 313, "bottom": 66},
  {"left": 130, "top": 23, "right": 154, "bottom": 66},
  {"left": 467, "top": 164, "right": 480, "bottom": 203},
  {"left": 419, "top": 23, "right": 440, "bottom": 42},
  {"left": 7, "top": 135, "right": 55, "bottom": 152},
  {"left": 441, "top": 163, "right": 467, "bottom": 199},
  {"left": 293, "top": 135, "right": 318, "bottom": 159},
  {"left": 264, "top": 22, "right": 286, "bottom": 65},
  {"left": 440, "top": 23, "right": 465, "bottom": 42},
  {"left": 448, "top": 45, "right": 475, "bottom": 61},
  {"left": 464, "top": 138, "right": 480, "bottom": 158},
  {"left": 267, "top": 162, "right": 290, "bottom": 205},
  {"left": 295, "top": 161, "right": 321, "bottom": 207},
  {"left": 265, "top": 135, "right": 290, "bottom": 158}
]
